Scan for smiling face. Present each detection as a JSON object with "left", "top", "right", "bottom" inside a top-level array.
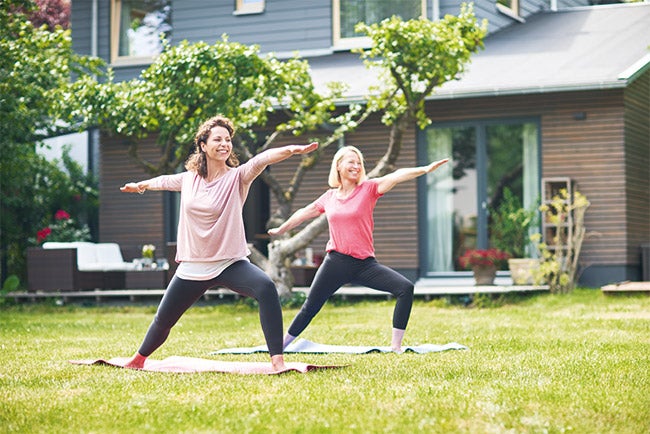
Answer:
[
  {"left": 337, "top": 150, "right": 363, "bottom": 184},
  {"left": 201, "top": 125, "right": 233, "bottom": 163},
  {"left": 328, "top": 146, "right": 367, "bottom": 188}
]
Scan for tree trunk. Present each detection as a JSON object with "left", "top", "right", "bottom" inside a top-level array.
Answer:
[
  {"left": 266, "top": 240, "right": 294, "bottom": 298},
  {"left": 264, "top": 215, "right": 329, "bottom": 298}
]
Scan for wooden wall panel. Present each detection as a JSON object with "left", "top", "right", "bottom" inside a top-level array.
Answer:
[
  {"left": 99, "top": 135, "right": 166, "bottom": 261},
  {"left": 624, "top": 73, "right": 650, "bottom": 263}
]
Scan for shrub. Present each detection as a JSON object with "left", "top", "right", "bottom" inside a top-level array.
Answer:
[{"left": 532, "top": 189, "right": 590, "bottom": 293}]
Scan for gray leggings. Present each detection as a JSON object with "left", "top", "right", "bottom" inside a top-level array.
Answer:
[
  {"left": 287, "top": 251, "right": 414, "bottom": 338},
  {"left": 137, "top": 260, "right": 284, "bottom": 357}
]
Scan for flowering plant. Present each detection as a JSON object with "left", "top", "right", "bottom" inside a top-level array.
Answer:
[
  {"left": 35, "top": 209, "right": 91, "bottom": 244},
  {"left": 458, "top": 248, "right": 509, "bottom": 269},
  {"left": 142, "top": 244, "right": 156, "bottom": 259}
]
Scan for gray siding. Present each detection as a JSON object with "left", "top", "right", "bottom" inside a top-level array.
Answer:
[
  {"left": 175, "top": 0, "right": 332, "bottom": 54},
  {"left": 70, "top": 1, "right": 92, "bottom": 55}
]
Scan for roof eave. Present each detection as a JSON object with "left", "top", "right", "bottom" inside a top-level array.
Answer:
[
  {"left": 424, "top": 80, "right": 630, "bottom": 101},
  {"left": 330, "top": 79, "right": 631, "bottom": 106}
]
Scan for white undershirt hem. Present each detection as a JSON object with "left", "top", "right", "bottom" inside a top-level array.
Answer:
[{"left": 175, "top": 257, "right": 249, "bottom": 281}]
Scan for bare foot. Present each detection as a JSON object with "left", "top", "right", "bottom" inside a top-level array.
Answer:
[
  {"left": 124, "top": 352, "right": 146, "bottom": 369},
  {"left": 391, "top": 346, "right": 404, "bottom": 354},
  {"left": 271, "top": 354, "right": 287, "bottom": 372}
]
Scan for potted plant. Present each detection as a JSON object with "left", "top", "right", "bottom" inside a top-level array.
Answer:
[
  {"left": 490, "top": 188, "right": 540, "bottom": 285},
  {"left": 458, "top": 248, "right": 510, "bottom": 285},
  {"left": 141, "top": 244, "right": 156, "bottom": 268}
]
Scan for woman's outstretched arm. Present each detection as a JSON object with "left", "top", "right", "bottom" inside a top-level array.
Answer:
[
  {"left": 268, "top": 203, "right": 322, "bottom": 237},
  {"left": 241, "top": 142, "right": 318, "bottom": 184},
  {"left": 120, "top": 173, "right": 182, "bottom": 194},
  {"left": 374, "top": 158, "right": 449, "bottom": 195},
  {"left": 120, "top": 179, "right": 156, "bottom": 194}
]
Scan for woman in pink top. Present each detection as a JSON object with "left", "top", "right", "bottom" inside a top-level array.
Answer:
[
  {"left": 120, "top": 115, "right": 317, "bottom": 371},
  {"left": 269, "top": 146, "right": 448, "bottom": 352}
]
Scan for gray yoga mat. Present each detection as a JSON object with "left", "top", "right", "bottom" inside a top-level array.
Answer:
[{"left": 212, "top": 338, "right": 468, "bottom": 355}]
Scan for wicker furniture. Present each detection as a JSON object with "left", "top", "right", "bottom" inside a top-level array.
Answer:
[{"left": 27, "top": 242, "right": 136, "bottom": 292}]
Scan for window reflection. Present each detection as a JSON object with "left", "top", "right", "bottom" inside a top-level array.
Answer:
[{"left": 113, "top": 0, "right": 172, "bottom": 60}]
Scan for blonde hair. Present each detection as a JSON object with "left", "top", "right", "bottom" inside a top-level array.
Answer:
[
  {"left": 185, "top": 115, "right": 240, "bottom": 178},
  {"left": 328, "top": 146, "right": 367, "bottom": 188}
]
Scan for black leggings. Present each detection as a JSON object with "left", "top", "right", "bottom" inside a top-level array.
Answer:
[
  {"left": 137, "top": 260, "right": 284, "bottom": 357},
  {"left": 287, "top": 251, "right": 414, "bottom": 338}
]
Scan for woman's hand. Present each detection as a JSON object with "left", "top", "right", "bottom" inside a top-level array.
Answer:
[
  {"left": 292, "top": 142, "right": 318, "bottom": 155},
  {"left": 120, "top": 182, "right": 145, "bottom": 194},
  {"left": 267, "top": 227, "right": 284, "bottom": 237},
  {"left": 425, "top": 158, "right": 450, "bottom": 173}
]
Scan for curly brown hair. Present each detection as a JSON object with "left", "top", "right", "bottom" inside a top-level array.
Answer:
[{"left": 185, "top": 115, "right": 240, "bottom": 178}]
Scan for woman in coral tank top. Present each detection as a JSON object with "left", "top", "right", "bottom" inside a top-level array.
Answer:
[{"left": 269, "top": 146, "right": 448, "bottom": 352}]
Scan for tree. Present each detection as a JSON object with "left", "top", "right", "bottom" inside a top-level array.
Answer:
[
  {"left": 0, "top": 0, "right": 102, "bottom": 285},
  {"left": 264, "top": 4, "right": 487, "bottom": 296},
  {"left": 26, "top": 0, "right": 70, "bottom": 30}
]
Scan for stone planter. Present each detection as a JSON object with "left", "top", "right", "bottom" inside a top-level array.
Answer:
[
  {"left": 472, "top": 264, "right": 497, "bottom": 285},
  {"left": 508, "top": 258, "right": 541, "bottom": 285}
]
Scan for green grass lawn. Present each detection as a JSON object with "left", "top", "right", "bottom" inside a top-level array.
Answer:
[{"left": 1, "top": 289, "right": 648, "bottom": 433}]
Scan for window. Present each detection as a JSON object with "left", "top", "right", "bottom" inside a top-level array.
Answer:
[
  {"left": 333, "top": 0, "right": 426, "bottom": 50},
  {"left": 111, "top": 0, "right": 172, "bottom": 65},
  {"left": 421, "top": 120, "right": 539, "bottom": 274},
  {"left": 496, "top": 0, "right": 522, "bottom": 21},
  {"left": 235, "top": 0, "right": 265, "bottom": 15}
]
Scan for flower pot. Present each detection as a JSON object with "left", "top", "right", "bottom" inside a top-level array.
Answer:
[
  {"left": 472, "top": 264, "right": 497, "bottom": 285},
  {"left": 508, "top": 258, "right": 541, "bottom": 285}
]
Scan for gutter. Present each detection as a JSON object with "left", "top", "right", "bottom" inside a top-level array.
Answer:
[{"left": 618, "top": 53, "right": 650, "bottom": 83}]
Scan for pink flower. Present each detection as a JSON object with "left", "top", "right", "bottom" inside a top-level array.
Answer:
[
  {"left": 37, "top": 227, "right": 52, "bottom": 243},
  {"left": 458, "top": 248, "right": 510, "bottom": 269},
  {"left": 54, "top": 210, "right": 70, "bottom": 220}
]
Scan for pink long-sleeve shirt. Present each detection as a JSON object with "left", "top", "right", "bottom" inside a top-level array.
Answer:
[
  {"left": 147, "top": 156, "right": 267, "bottom": 263},
  {"left": 313, "top": 180, "right": 383, "bottom": 260}
]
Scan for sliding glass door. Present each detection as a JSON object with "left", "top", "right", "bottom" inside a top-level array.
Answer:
[{"left": 420, "top": 119, "right": 539, "bottom": 274}]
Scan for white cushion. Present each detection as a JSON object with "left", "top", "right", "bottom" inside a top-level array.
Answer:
[
  {"left": 95, "top": 243, "right": 124, "bottom": 263},
  {"left": 74, "top": 242, "right": 99, "bottom": 270},
  {"left": 43, "top": 241, "right": 136, "bottom": 271},
  {"left": 42, "top": 242, "right": 80, "bottom": 249}
]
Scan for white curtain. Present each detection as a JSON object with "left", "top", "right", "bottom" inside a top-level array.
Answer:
[{"left": 426, "top": 129, "right": 454, "bottom": 272}]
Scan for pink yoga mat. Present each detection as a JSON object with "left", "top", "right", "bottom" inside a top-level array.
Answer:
[{"left": 69, "top": 356, "right": 345, "bottom": 375}]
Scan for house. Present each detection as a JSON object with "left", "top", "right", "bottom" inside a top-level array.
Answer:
[{"left": 70, "top": 1, "right": 650, "bottom": 287}]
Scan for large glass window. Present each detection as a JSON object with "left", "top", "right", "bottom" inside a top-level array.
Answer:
[
  {"left": 422, "top": 120, "right": 539, "bottom": 274},
  {"left": 333, "top": 0, "right": 426, "bottom": 50},
  {"left": 111, "top": 0, "right": 172, "bottom": 64}
]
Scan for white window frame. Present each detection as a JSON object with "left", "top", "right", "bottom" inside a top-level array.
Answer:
[
  {"left": 234, "top": 0, "right": 265, "bottom": 15},
  {"left": 496, "top": 0, "right": 524, "bottom": 22},
  {"left": 110, "top": 0, "right": 171, "bottom": 66},
  {"left": 332, "top": 0, "right": 427, "bottom": 50}
]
